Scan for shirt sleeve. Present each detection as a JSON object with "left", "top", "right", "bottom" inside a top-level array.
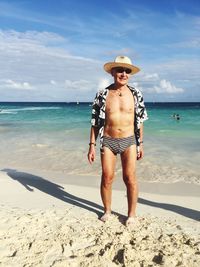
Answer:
[
  {"left": 137, "top": 90, "right": 148, "bottom": 123},
  {"left": 91, "top": 92, "right": 101, "bottom": 127}
]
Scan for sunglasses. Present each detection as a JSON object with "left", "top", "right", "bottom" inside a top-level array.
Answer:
[{"left": 114, "top": 67, "right": 132, "bottom": 74}]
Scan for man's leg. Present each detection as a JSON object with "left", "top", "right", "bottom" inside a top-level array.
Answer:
[
  {"left": 120, "top": 145, "right": 138, "bottom": 218},
  {"left": 100, "top": 147, "right": 116, "bottom": 220}
]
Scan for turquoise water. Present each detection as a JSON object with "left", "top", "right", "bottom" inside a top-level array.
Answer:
[
  {"left": 0, "top": 102, "right": 199, "bottom": 183},
  {"left": 146, "top": 103, "right": 200, "bottom": 139},
  {"left": 1, "top": 102, "right": 199, "bottom": 137},
  {"left": 0, "top": 103, "right": 90, "bottom": 133}
]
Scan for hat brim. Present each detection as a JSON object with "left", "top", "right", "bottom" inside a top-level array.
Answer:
[{"left": 104, "top": 62, "right": 140, "bottom": 75}]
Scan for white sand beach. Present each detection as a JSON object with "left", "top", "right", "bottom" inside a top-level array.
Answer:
[{"left": 0, "top": 169, "right": 199, "bottom": 267}]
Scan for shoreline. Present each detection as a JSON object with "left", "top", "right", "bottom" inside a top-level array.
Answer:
[
  {"left": 1, "top": 167, "right": 200, "bottom": 195},
  {"left": 0, "top": 169, "right": 199, "bottom": 222}
]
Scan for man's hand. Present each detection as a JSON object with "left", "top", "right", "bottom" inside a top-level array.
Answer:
[
  {"left": 137, "top": 145, "right": 144, "bottom": 160},
  {"left": 87, "top": 145, "right": 96, "bottom": 164}
]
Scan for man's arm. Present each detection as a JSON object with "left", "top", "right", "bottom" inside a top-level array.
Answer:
[
  {"left": 87, "top": 126, "right": 99, "bottom": 164},
  {"left": 137, "top": 123, "right": 144, "bottom": 160}
]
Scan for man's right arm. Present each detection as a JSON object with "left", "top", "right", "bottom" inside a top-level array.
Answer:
[
  {"left": 88, "top": 126, "right": 99, "bottom": 164},
  {"left": 88, "top": 91, "right": 101, "bottom": 164}
]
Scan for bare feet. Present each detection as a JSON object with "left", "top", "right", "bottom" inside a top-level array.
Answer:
[
  {"left": 100, "top": 212, "right": 112, "bottom": 222},
  {"left": 125, "top": 216, "right": 138, "bottom": 227}
]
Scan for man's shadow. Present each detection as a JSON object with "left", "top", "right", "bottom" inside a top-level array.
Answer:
[
  {"left": 138, "top": 198, "right": 200, "bottom": 221},
  {"left": 2, "top": 168, "right": 106, "bottom": 217}
]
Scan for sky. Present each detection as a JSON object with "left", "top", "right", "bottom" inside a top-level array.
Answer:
[{"left": 0, "top": 0, "right": 200, "bottom": 102}]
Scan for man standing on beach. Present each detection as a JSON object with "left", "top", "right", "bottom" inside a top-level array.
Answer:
[{"left": 88, "top": 56, "right": 148, "bottom": 226}]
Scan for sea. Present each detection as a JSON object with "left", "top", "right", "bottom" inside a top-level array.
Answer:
[{"left": 0, "top": 102, "right": 200, "bottom": 185}]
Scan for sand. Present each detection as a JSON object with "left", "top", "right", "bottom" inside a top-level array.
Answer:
[{"left": 0, "top": 170, "right": 200, "bottom": 267}]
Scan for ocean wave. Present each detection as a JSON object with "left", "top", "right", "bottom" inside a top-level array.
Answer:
[
  {"left": 0, "top": 110, "right": 17, "bottom": 114},
  {"left": 32, "top": 143, "right": 50, "bottom": 148},
  {"left": 0, "top": 107, "right": 62, "bottom": 113}
]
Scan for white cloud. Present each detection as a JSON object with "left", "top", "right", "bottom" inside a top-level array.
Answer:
[
  {"left": 97, "top": 78, "right": 110, "bottom": 90},
  {"left": 50, "top": 80, "right": 56, "bottom": 85},
  {"left": 168, "top": 37, "right": 200, "bottom": 49},
  {"left": 151, "top": 79, "right": 184, "bottom": 94},
  {"left": 65, "top": 79, "right": 94, "bottom": 91},
  {"left": 148, "top": 58, "right": 200, "bottom": 89},
  {"left": 132, "top": 72, "right": 184, "bottom": 95},
  {"left": 0, "top": 30, "right": 66, "bottom": 45},
  {"left": 130, "top": 81, "right": 144, "bottom": 92},
  {"left": 142, "top": 73, "right": 160, "bottom": 81},
  {"left": 134, "top": 72, "right": 160, "bottom": 84},
  {"left": 2, "top": 79, "right": 33, "bottom": 90}
]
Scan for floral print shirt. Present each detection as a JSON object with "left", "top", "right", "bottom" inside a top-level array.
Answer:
[{"left": 91, "top": 84, "right": 148, "bottom": 152}]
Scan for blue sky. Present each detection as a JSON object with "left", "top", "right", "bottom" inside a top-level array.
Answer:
[{"left": 0, "top": 0, "right": 199, "bottom": 102}]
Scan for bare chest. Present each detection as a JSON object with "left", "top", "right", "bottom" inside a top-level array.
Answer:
[{"left": 105, "top": 90, "right": 135, "bottom": 114}]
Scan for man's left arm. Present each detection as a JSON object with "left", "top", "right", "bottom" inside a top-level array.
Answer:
[
  {"left": 137, "top": 123, "right": 144, "bottom": 160},
  {"left": 135, "top": 88, "right": 148, "bottom": 160}
]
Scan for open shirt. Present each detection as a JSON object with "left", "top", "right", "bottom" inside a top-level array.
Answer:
[{"left": 91, "top": 84, "right": 148, "bottom": 152}]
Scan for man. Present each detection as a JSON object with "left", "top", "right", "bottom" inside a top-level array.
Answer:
[{"left": 88, "top": 56, "right": 148, "bottom": 226}]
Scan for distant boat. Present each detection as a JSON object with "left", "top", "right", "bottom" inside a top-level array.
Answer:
[{"left": 77, "top": 101, "right": 79, "bottom": 105}]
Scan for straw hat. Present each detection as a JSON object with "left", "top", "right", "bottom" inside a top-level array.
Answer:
[{"left": 104, "top": 56, "right": 140, "bottom": 75}]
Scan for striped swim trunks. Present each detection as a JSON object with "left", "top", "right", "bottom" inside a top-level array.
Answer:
[{"left": 101, "top": 135, "right": 135, "bottom": 155}]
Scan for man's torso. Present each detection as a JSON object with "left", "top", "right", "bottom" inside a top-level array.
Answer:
[{"left": 104, "top": 86, "right": 135, "bottom": 138}]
